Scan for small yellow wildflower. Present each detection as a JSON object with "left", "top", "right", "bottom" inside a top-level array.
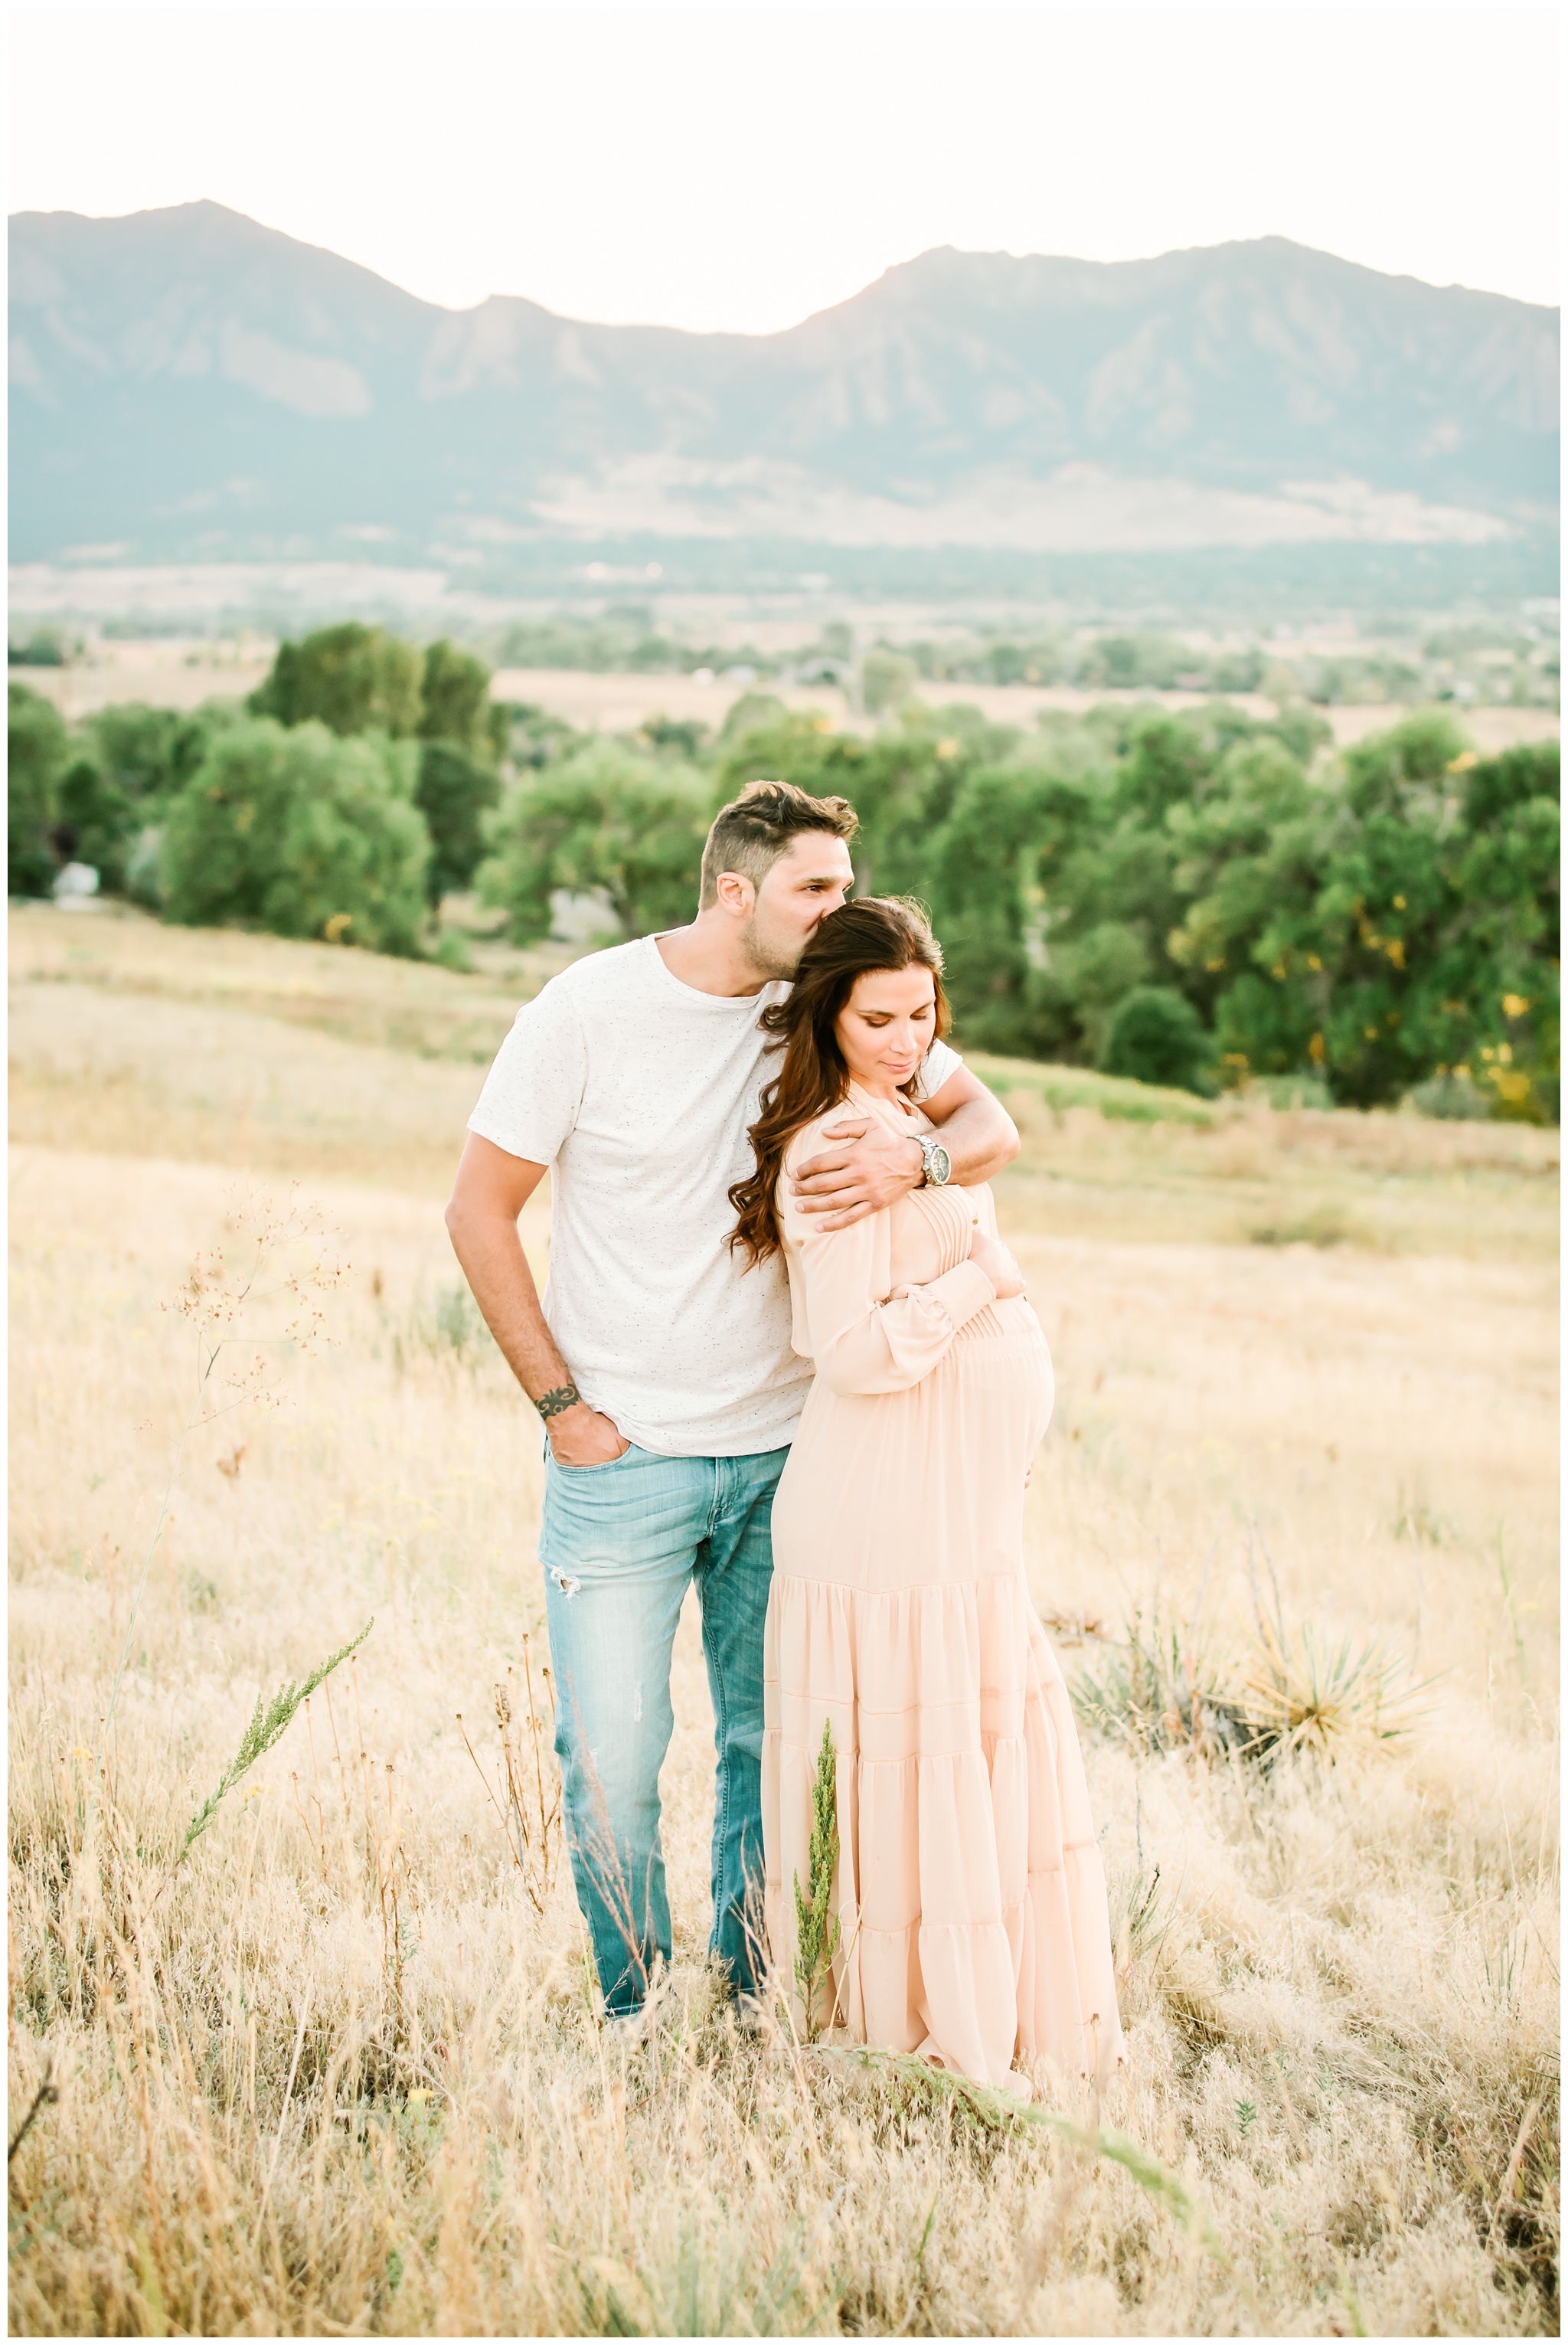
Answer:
[{"left": 1502, "top": 994, "right": 1530, "bottom": 1019}]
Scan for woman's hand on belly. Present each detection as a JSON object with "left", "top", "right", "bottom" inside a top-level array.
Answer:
[{"left": 969, "top": 1226, "right": 1026, "bottom": 1300}]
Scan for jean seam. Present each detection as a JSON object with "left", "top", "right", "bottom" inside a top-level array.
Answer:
[{"left": 706, "top": 1594, "right": 733, "bottom": 1948}]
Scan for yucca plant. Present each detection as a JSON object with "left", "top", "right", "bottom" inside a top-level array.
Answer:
[
  {"left": 1070, "top": 1599, "right": 1251, "bottom": 1761},
  {"left": 792, "top": 1719, "right": 843, "bottom": 2042},
  {"left": 1239, "top": 1614, "right": 1433, "bottom": 1767},
  {"left": 1070, "top": 1566, "right": 1432, "bottom": 1775}
]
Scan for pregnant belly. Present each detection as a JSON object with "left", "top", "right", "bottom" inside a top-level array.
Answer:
[{"left": 773, "top": 1314, "right": 1054, "bottom": 1591}]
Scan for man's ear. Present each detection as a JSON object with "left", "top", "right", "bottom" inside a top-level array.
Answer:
[{"left": 714, "top": 871, "right": 756, "bottom": 918}]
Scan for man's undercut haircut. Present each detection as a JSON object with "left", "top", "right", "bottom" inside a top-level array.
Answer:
[{"left": 699, "top": 780, "right": 858, "bottom": 910}]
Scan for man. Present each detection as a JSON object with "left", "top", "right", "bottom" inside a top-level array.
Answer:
[{"left": 446, "top": 780, "right": 1018, "bottom": 2023}]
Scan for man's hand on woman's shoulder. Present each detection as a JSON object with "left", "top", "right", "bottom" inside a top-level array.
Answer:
[{"left": 789, "top": 1115, "right": 925, "bottom": 1231}]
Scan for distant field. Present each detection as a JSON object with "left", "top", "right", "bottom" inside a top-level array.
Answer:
[
  {"left": 11, "top": 903, "right": 1557, "bottom": 1259},
  {"left": 8, "top": 905, "right": 1560, "bottom": 2335},
  {"left": 15, "top": 642, "right": 273, "bottom": 718},
  {"left": 16, "top": 644, "right": 1560, "bottom": 751}
]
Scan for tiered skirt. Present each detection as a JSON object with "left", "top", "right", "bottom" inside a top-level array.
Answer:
[{"left": 762, "top": 1305, "right": 1124, "bottom": 2087}]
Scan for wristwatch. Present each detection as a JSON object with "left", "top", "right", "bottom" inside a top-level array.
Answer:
[{"left": 916, "top": 1135, "right": 952, "bottom": 1188}]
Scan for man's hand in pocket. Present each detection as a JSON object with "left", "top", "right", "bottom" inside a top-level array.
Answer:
[{"left": 547, "top": 1401, "right": 630, "bottom": 1467}]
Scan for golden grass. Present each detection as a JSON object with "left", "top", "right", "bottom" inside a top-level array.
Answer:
[
  {"left": 987, "top": 1074, "right": 1559, "bottom": 1265},
  {"left": 8, "top": 911, "right": 1560, "bottom": 2335},
  {"left": 12, "top": 904, "right": 1559, "bottom": 1260}
]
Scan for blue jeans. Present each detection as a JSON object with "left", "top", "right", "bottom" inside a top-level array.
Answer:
[{"left": 539, "top": 1441, "right": 786, "bottom": 2017}]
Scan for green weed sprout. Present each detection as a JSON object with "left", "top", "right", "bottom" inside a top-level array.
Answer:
[
  {"left": 184, "top": 1620, "right": 372, "bottom": 1853},
  {"left": 792, "top": 1717, "right": 842, "bottom": 2040}
]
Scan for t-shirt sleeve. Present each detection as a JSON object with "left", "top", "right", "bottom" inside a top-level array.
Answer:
[
  {"left": 916, "top": 1036, "right": 964, "bottom": 1100},
  {"left": 466, "top": 980, "right": 586, "bottom": 1166}
]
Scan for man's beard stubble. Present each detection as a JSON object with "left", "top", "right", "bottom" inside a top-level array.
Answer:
[{"left": 739, "top": 911, "right": 805, "bottom": 985}]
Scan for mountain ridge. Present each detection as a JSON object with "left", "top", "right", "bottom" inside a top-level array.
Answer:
[{"left": 9, "top": 201, "right": 1559, "bottom": 569}]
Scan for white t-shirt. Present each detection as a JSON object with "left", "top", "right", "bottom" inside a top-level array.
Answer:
[{"left": 467, "top": 934, "right": 962, "bottom": 1457}]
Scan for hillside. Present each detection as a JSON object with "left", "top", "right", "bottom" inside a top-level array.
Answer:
[
  {"left": 9, "top": 202, "right": 1559, "bottom": 569},
  {"left": 9, "top": 898, "right": 1560, "bottom": 2333}
]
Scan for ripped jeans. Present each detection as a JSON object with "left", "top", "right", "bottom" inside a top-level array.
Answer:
[{"left": 539, "top": 1441, "right": 786, "bottom": 2016}]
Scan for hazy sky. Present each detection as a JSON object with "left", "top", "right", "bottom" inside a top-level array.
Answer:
[{"left": 8, "top": 5, "right": 1560, "bottom": 332}]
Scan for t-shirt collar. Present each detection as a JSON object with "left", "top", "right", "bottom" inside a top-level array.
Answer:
[{"left": 642, "top": 933, "right": 782, "bottom": 1014}]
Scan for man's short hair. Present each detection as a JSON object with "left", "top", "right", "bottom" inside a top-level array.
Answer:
[{"left": 699, "top": 780, "right": 858, "bottom": 910}]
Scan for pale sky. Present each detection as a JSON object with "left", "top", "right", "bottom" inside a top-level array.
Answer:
[{"left": 8, "top": 5, "right": 1560, "bottom": 332}]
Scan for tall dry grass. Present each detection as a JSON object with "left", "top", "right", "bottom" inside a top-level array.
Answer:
[{"left": 8, "top": 912, "right": 1560, "bottom": 2335}]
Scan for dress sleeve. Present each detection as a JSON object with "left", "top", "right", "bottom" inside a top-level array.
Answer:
[{"left": 782, "top": 1185, "right": 996, "bottom": 1397}]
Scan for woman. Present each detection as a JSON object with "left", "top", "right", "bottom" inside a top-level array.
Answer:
[{"left": 730, "top": 898, "right": 1123, "bottom": 2091}]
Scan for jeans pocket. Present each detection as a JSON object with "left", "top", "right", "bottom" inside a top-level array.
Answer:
[{"left": 550, "top": 1441, "right": 640, "bottom": 1476}]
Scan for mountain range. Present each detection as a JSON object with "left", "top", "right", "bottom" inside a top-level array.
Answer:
[{"left": 8, "top": 201, "right": 1560, "bottom": 580}]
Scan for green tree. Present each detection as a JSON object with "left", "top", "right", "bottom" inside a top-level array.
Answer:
[
  {"left": 923, "top": 754, "right": 1102, "bottom": 1058},
  {"left": 1165, "top": 734, "right": 1337, "bottom": 1078},
  {"left": 54, "top": 758, "right": 139, "bottom": 891},
  {"left": 1308, "top": 714, "right": 1472, "bottom": 1107},
  {"left": 1054, "top": 921, "right": 1153, "bottom": 1061},
  {"left": 1102, "top": 986, "right": 1214, "bottom": 1093},
  {"left": 85, "top": 701, "right": 224, "bottom": 806},
  {"left": 862, "top": 647, "right": 918, "bottom": 716},
  {"left": 38, "top": 701, "right": 239, "bottom": 898},
  {"left": 415, "top": 740, "right": 502, "bottom": 906},
  {"left": 249, "top": 623, "right": 424, "bottom": 739},
  {"left": 1367, "top": 740, "right": 1560, "bottom": 1120},
  {"left": 161, "top": 718, "right": 430, "bottom": 955},
  {"left": 719, "top": 691, "right": 790, "bottom": 744},
  {"left": 478, "top": 742, "right": 713, "bottom": 943},
  {"left": 418, "top": 638, "right": 506, "bottom": 762},
  {"left": 8, "top": 682, "right": 69, "bottom": 895},
  {"left": 717, "top": 711, "right": 960, "bottom": 901}
]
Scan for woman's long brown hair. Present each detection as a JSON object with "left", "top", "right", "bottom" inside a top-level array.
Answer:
[{"left": 728, "top": 896, "right": 951, "bottom": 1267}]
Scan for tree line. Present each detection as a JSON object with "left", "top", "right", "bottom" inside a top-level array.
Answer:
[
  {"left": 9, "top": 624, "right": 1559, "bottom": 1120},
  {"left": 471, "top": 607, "right": 1559, "bottom": 714},
  {"left": 8, "top": 627, "right": 505, "bottom": 960}
]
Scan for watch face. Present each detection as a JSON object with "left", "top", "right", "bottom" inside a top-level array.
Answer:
[{"left": 929, "top": 1143, "right": 952, "bottom": 1186}]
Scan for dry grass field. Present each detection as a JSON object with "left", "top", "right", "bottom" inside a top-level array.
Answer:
[{"left": 8, "top": 905, "right": 1560, "bottom": 2337}]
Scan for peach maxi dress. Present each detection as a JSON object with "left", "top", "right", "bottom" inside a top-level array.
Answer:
[{"left": 762, "top": 1083, "right": 1124, "bottom": 2088}]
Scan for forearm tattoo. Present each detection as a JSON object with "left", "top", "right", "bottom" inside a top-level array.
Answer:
[{"left": 535, "top": 1381, "right": 582, "bottom": 1421}]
